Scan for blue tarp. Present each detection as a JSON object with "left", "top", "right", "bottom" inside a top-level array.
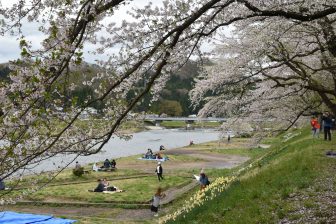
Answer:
[
  {"left": 0, "top": 211, "right": 76, "bottom": 224},
  {"left": 138, "top": 157, "right": 169, "bottom": 162}
]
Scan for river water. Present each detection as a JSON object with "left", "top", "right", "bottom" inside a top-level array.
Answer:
[{"left": 30, "top": 128, "right": 220, "bottom": 173}]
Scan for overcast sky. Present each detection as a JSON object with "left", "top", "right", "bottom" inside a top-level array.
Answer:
[{"left": 0, "top": 0, "right": 159, "bottom": 64}]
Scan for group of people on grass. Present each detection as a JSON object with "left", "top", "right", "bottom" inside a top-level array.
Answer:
[
  {"left": 75, "top": 158, "right": 117, "bottom": 173},
  {"left": 85, "top": 144, "right": 210, "bottom": 216},
  {"left": 310, "top": 112, "right": 335, "bottom": 141},
  {"left": 102, "top": 159, "right": 116, "bottom": 169},
  {"left": 143, "top": 146, "right": 166, "bottom": 160},
  {"left": 92, "top": 159, "right": 117, "bottom": 172}
]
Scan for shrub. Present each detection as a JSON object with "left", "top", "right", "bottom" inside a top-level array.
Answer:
[{"left": 72, "top": 167, "right": 84, "bottom": 177}]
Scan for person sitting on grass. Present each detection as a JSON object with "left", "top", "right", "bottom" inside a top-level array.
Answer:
[
  {"left": 92, "top": 179, "right": 122, "bottom": 192},
  {"left": 73, "top": 161, "right": 84, "bottom": 177},
  {"left": 111, "top": 159, "right": 116, "bottom": 168},
  {"left": 159, "top": 145, "right": 165, "bottom": 151},
  {"left": 155, "top": 153, "right": 162, "bottom": 160},
  {"left": 199, "top": 171, "right": 210, "bottom": 190},
  {"left": 92, "top": 162, "right": 99, "bottom": 172},
  {"left": 102, "top": 178, "right": 116, "bottom": 191},
  {"left": 144, "top": 148, "right": 154, "bottom": 159},
  {"left": 101, "top": 159, "right": 111, "bottom": 169},
  {"left": 94, "top": 179, "right": 106, "bottom": 192}
]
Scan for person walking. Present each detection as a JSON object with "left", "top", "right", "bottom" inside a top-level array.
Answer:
[
  {"left": 155, "top": 162, "right": 164, "bottom": 181},
  {"left": 322, "top": 112, "right": 333, "bottom": 141},
  {"left": 150, "top": 187, "right": 166, "bottom": 217}
]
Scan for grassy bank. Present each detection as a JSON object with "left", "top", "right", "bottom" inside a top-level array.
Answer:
[
  {"left": 5, "top": 136, "right": 259, "bottom": 224},
  {"left": 166, "top": 128, "right": 336, "bottom": 223},
  {"left": 159, "top": 121, "right": 221, "bottom": 129},
  {"left": 7, "top": 127, "right": 335, "bottom": 223}
]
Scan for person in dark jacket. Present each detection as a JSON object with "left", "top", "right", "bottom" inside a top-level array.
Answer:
[
  {"left": 94, "top": 179, "right": 106, "bottom": 192},
  {"left": 102, "top": 159, "right": 111, "bottom": 169},
  {"left": 155, "top": 162, "right": 164, "bottom": 181},
  {"left": 144, "top": 148, "right": 154, "bottom": 159},
  {"left": 322, "top": 112, "right": 333, "bottom": 141},
  {"left": 199, "top": 170, "right": 210, "bottom": 190},
  {"left": 111, "top": 159, "right": 116, "bottom": 168}
]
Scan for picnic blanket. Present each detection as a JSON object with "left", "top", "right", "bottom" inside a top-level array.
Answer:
[
  {"left": 138, "top": 157, "right": 169, "bottom": 162},
  {"left": 103, "top": 189, "right": 123, "bottom": 194},
  {"left": 0, "top": 211, "right": 76, "bottom": 224}
]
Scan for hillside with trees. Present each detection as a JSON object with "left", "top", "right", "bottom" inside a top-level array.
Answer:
[
  {"left": 128, "top": 60, "right": 203, "bottom": 116},
  {"left": 0, "top": 61, "right": 201, "bottom": 116}
]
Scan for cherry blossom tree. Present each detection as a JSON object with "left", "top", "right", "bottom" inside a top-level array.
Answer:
[
  {"left": 0, "top": 0, "right": 335, "bottom": 202},
  {"left": 190, "top": 12, "right": 336, "bottom": 134}
]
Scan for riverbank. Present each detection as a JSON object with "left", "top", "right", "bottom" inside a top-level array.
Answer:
[
  {"left": 4, "top": 137, "right": 260, "bottom": 223},
  {"left": 29, "top": 128, "right": 220, "bottom": 173},
  {"left": 158, "top": 121, "right": 222, "bottom": 129},
  {"left": 4, "top": 127, "right": 335, "bottom": 224},
  {"left": 124, "top": 120, "right": 222, "bottom": 132}
]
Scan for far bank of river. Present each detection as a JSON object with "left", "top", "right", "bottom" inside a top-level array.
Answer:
[{"left": 30, "top": 128, "right": 220, "bottom": 173}]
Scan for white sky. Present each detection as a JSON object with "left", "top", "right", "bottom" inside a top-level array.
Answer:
[
  {"left": 0, "top": 0, "right": 228, "bottom": 64},
  {"left": 0, "top": 0, "right": 159, "bottom": 64}
]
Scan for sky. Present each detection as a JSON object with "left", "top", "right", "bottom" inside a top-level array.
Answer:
[{"left": 0, "top": 0, "right": 159, "bottom": 64}]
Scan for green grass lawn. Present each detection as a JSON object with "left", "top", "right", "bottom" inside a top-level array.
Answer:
[
  {"left": 206, "top": 147, "right": 266, "bottom": 160},
  {"left": 187, "top": 138, "right": 251, "bottom": 149},
  {"left": 165, "top": 127, "right": 336, "bottom": 223},
  {"left": 26, "top": 175, "right": 191, "bottom": 203},
  {"left": 8, "top": 167, "right": 145, "bottom": 190}
]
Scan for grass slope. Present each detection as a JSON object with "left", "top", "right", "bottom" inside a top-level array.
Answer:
[
  {"left": 168, "top": 128, "right": 336, "bottom": 223},
  {"left": 27, "top": 175, "right": 190, "bottom": 203}
]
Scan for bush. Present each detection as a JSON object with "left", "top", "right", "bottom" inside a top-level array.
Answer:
[
  {"left": 238, "top": 132, "right": 252, "bottom": 138},
  {"left": 72, "top": 167, "right": 84, "bottom": 177}
]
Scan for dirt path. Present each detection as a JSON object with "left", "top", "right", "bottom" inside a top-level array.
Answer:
[{"left": 117, "top": 148, "right": 249, "bottom": 173}]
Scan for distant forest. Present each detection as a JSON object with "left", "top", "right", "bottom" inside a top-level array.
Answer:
[{"left": 0, "top": 61, "right": 204, "bottom": 116}]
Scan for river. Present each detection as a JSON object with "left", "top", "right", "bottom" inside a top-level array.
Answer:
[{"left": 29, "top": 128, "right": 220, "bottom": 173}]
